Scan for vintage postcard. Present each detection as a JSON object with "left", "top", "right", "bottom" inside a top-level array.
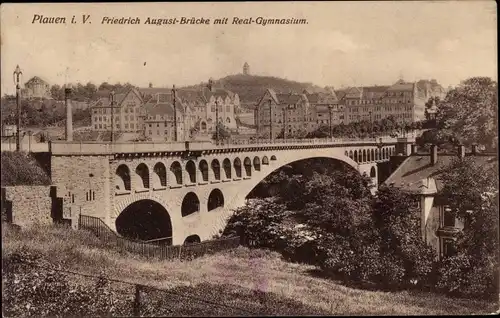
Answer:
[{"left": 1, "top": 1, "right": 498, "bottom": 316}]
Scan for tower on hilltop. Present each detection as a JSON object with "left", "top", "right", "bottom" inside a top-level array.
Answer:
[{"left": 243, "top": 62, "right": 250, "bottom": 75}]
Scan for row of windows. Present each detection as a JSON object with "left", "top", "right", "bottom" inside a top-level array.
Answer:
[
  {"left": 350, "top": 105, "right": 413, "bottom": 113},
  {"left": 94, "top": 115, "right": 136, "bottom": 122},
  {"left": 93, "top": 108, "right": 124, "bottom": 115},
  {"left": 345, "top": 98, "right": 413, "bottom": 106},
  {"left": 210, "top": 105, "right": 231, "bottom": 112},
  {"left": 95, "top": 123, "right": 136, "bottom": 129}
]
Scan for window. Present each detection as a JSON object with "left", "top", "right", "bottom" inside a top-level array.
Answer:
[
  {"left": 443, "top": 206, "right": 455, "bottom": 227},
  {"left": 116, "top": 124, "right": 119, "bottom": 129}
]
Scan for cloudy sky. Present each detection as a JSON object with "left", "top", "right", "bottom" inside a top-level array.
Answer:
[{"left": 1, "top": 2, "right": 497, "bottom": 94}]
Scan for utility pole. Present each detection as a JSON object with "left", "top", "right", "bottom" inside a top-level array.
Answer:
[
  {"left": 110, "top": 90, "right": 115, "bottom": 143},
  {"left": 172, "top": 85, "right": 177, "bottom": 142},
  {"left": 282, "top": 105, "right": 287, "bottom": 141},
  {"left": 329, "top": 105, "right": 333, "bottom": 138},
  {"left": 369, "top": 111, "right": 373, "bottom": 137},
  {"left": 207, "top": 79, "right": 219, "bottom": 144},
  {"left": 269, "top": 98, "right": 273, "bottom": 141},
  {"left": 13, "top": 65, "right": 23, "bottom": 152}
]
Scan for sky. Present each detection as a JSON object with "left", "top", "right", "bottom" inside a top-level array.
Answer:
[{"left": 1, "top": 2, "right": 497, "bottom": 95}]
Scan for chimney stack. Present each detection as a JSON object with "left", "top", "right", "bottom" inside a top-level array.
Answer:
[
  {"left": 411, "top": 144, "right": 418, "bottom": 155},
  {"left": 472, "top": 144, "right": 479, "bottom": 155},
  {"left": 458, "top": 145, "right": 466, "bottom": 159},
  {"left": 430, "top": 144, "right": 438, "bottom": 165},
  {"left": 65, "top": 85, "right": 73, "bottom": 142}
]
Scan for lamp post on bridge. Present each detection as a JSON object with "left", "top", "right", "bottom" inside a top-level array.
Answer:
[
  {"left": 268, "top": 98, "right": 273, "bottom": 142},
  {"left": 172, "top": 85, "right": 178, "bottom": 142},
  {"left": 110, "top": 90, "right": 115, "bottom": 143},
  {"left": 13, "top": 65, "right": 23, "bottom": 152}
]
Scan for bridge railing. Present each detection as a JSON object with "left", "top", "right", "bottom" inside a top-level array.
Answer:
[
  {"left": 50, "top": 135, "right": 403, "bottom": 155},
  {"left": 78, "top": 214, "right": 240, "bottom": 260}
]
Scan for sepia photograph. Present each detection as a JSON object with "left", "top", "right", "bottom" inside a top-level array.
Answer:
[{"left": 1, "top": 1, "right": 498, "bottom": 316}]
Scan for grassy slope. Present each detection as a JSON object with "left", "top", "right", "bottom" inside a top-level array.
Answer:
[{"left": 2, "top": 224, "right": 497, "bottom": 316}]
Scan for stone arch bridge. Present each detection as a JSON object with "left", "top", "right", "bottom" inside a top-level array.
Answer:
[{"left": 49, "top": 137, "right": 412, "bottom": 245}]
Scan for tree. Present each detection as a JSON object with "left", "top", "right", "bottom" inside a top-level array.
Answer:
[
  {"left": 211, "top": 122, "right": 231, "bottom": 142},
  {"left": 435, "top": 157, "right": 499, "bottom": 299},
  {"left": 436, "top": 77, "right": 497, "bottom": 150}
]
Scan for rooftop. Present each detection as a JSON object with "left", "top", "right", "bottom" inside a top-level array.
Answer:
[{"left": 384, "top": 151, "right": 498, "bottom": 193}]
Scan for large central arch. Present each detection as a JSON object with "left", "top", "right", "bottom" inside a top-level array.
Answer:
[{"left": 115, "top": 199, "right": 173, "bottom": 243}]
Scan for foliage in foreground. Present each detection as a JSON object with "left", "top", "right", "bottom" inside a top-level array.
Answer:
[
  {"left": 224, "top": 156, "right": 499, "bottom": 300},
  {"left": 2, "top": 251, "right": 329, "bottom": 317},
  {"left": 1, "top": 151, "right": 51, "bottom": 186}
]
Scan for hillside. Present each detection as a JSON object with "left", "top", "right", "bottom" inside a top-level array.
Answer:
[
  {"left": 2, "top": 224, "right": 495, "bottom": 316},
  {"left": 183, "top": 74, "right": 326, "bottom": 109}
]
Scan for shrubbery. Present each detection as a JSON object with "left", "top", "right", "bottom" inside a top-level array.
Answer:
[
  {"left": 224, "top": 157, "right": 498, "bottom": 300},
  {"left": 1, "top": 151, "right": 51, "bottom": 186}
]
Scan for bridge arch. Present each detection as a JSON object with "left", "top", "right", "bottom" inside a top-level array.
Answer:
[
  {"left": 199, "top": 160, "right": 209, "bottom": 182},
  {"left": 115, "top": 164, "right": 131, "bottom": 191},
  {"left": 253, "top": 156, "right": 261, "bottom": 171},
  {"left": 223, "top": 158, "right": 232, "bottom": 179},
  {"left": 370, "top": 166, "right": 377, "bottom": 178},
  {"left": 115, "top": 199, "right": 172, "bottom": 242},
  {"left": 211, "top": 159, "right": 221, "bottom": 180},
  {"left": 244, "top": 157, "right": 252, "bottom": 177},
  {"left": 153, "top": 162, "right": 167, "bottom": 187},
  {"left": 362, "top": 149, "right": 367, "bottom": 163},
  {"left": 262, "top": 156, "right": 269, "bottom": 165},
  {"left": 371, "top": 149, "right": 375, "bottom": 162},
  {"left": 170, "top": 161, "right": 183, "bottom": 185},
  {"left": 234, "top": 158, "right": 242, "bottom": 178},
  {"left": 270, "top": 155, "right": 277, "bottom": 161},
  {"left": 353, "top": 150, "right": 358, "bottom": 162},
  {"left": 186, "top": 160, "right": 196, "bottom": 183},
  {"left": 135, "top": 163, "right": 150, "bottom": 189},
  {"left": 184, "top": 234, "right": 201, "bottom": 245},
  {"left": 349, "top": 150, "right": 353, "bottom": 160},
  {"left": 242, "top": 150, "right": 360, "bottom": 205},
  {"left": 181, "top": 192, "right": 200, "bottom": 217},
  {"left": 207, "top": 188, "right": 224, "bottom": 211}
]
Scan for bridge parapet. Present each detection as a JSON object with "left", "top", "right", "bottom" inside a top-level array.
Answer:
[{"left": 49, "top": 136, "right": 400, "bottom": 155}]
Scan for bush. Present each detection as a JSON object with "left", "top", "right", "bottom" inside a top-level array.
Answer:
[{"left": 0, "top": 152, "right": 51, "bottom": 186}]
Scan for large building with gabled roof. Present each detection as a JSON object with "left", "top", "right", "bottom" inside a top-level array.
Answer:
[
  {"left": 23, "top": 76, "right": 51, "bottom": 99},
  {"left": 90, "top": 87, "right": 145, "bottom": 134}
]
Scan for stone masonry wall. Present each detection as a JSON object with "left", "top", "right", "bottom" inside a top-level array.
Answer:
[
  {"left": 4, "top": 185, "right": 53, "bottom": 226},
  {"left": 51, "top": 155, "right": 111, "bottom": 222}
]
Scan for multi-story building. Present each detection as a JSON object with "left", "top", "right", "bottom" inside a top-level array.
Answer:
[
  {"left": 340, "top": 79, "right": 446, "bottom": 125},
  {"left": 90, "top": 87, "right": 145, "bottom": 134},
  {"left": 255, "top": 88, "right": 342, "bottom": 137},
  {"left": 23, "top": 76, "right": 51, "bottom": 99},
  {"left": 255, "top": 89, "right": 310, "bottom": 138},
  {"left": 141, "top": 93, "right": 191, "bottom": 141},
  {"left": 139, "top": 85, "right": 240, "bottom": 138}
]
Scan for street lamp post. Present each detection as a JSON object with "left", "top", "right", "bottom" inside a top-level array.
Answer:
[
  {"left": 172, "top": 85, "right": 177, "bottom": 142},
  {"left": 13, "top": 65, "right": 23, "bottom": 152},
  {"left": 110, "top": 90, "right": 115, "bottom": 143},
  {"left": 268, "top": 98, "right": 273, "bottom": 142}
]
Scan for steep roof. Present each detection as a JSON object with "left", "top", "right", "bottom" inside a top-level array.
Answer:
[
  {"left": 25, "top": 76, "right": 50, "bottom": 86},
  {"left": 387, "top": 81, "right": 414, "bottom": 91},
  {"left": 91, "top": 88, "right": 142, "bottom": 108},
  {"left": 384, "top": 153, "right": 497, "bottom": 193}
]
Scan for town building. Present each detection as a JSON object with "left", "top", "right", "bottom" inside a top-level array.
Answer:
[
  {"left": 254, "top": 88, "right": 342, "bottom": 138},
  {"left": 138, "top": 85, "right": 240, "bottom": 139},
  {"left": 90, "top": 87, "right": 145, "bottom": 135},
  {"left": 140, "top": 93, "right": 193, "bottom": 142},
  {"left": 339, "top": 79, "right": 447, "bottom": 125},
  {"left": 23, "top": 76, "right": 51, "bottom": 99},
  {"left": 382, "top": 144, "right": 497, "bottom": 259}
]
